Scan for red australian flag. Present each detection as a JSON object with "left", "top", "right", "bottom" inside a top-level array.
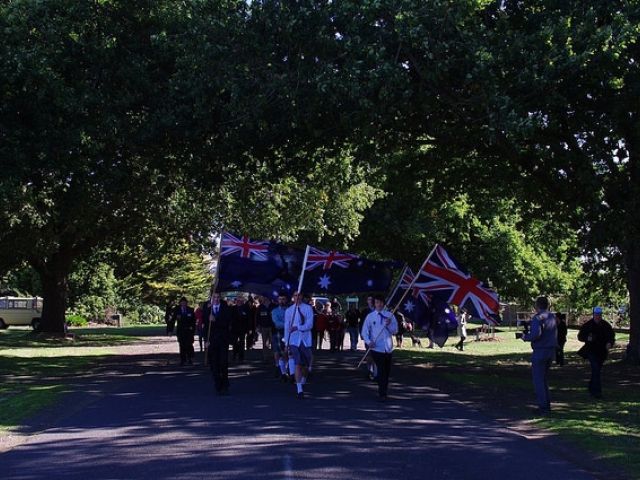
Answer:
[{"left": 414, "top": 245, "right": 501, "bottom": 325}]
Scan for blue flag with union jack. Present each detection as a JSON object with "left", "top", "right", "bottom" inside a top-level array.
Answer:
[
  {"left": 387, "top": 266, "right": 457, "bottom": 347},
  {"left": 300, "top": 246, "right": 398, "bottom": 295},
  {"left": 413, "top": 245, "right": 501, "bottom": 325},
  {"left": 216, "top": 232, "right": 304, "bottom": 298}
]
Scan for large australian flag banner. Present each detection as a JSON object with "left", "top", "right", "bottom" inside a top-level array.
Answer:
[
  {"left": 299, "top": 246, "right": 398, "bottom": 295},
  {"left": 216, "top": 232, "right": 304, "bottom": 299}
]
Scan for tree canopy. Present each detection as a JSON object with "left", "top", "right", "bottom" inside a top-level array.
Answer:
[{"left": 1, "top": 0, "right": 638, "bottom": 361}]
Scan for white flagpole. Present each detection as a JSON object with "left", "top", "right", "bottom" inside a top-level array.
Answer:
[
  {"left": 389, "top": 244, "right": 439, "bottom": 315},
  {"left": 385, "top": 262, "right": 408, "bottom": 307},
  {"left": 297, "top": 245, "right": 311, "bottom": 293}
]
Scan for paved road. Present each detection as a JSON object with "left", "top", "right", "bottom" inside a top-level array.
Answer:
[{"left": 2, "top": 339, "right": 598, "bottom": 480}]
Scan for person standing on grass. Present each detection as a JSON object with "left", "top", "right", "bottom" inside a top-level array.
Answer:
[
  {"left": 555, "top": 312, "right": 568, "bottom": 366},
  {"left": 577, "top": 307, "right": 615, "bottom": 399},
  {"left": 284, "top": 291, "right": 314, "bottom": 399},
  {"left": 519, "top": 296, "right": 557, "bottom": 414},
  {"left": 172, "top": 296, "right": 196, "bottom": 366},
  {"left": 361, "top": 294, "right": 398, "bottom": 402},
  {"left": 455, "top": 309, "right": 469, "bottom": 351}
]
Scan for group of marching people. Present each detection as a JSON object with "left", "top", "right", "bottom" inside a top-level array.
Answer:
[{"left": 167, "top": 291, "right": 401, "bottom": 401}]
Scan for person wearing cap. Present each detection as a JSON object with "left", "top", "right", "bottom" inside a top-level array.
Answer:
[
  {"left": 361, "top": 294, "right": 399, "bottom": 401},
  {"left": 578, "top": 307, "right": 615, "bottom": 398},
  {"left": 171, "top": 296, "right": 196, "bottom": 366},
  {"left": 519, "top": 296, "right": 557, "bottom": 414}
]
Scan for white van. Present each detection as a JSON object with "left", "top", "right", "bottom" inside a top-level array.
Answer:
[{"left": 0, "top": 297, "right": 43, "bottom": 330}]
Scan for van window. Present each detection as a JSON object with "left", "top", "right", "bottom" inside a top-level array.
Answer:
[{"left": 8, "top": 300, "right": 28, "bottom": 309}]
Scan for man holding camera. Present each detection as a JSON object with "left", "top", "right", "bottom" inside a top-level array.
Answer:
[{"left": 518, "top": 296, "right": 557, "bottom": 414}]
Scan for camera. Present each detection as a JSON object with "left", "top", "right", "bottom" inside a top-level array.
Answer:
[{"left": 515, "top": 332, "right": 523, "bottom": 339}]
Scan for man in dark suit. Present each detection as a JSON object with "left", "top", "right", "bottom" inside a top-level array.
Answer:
[
  {"left": 205, "top": 293, "right": 234, "bottom": 395},
  {"left": 172, "top": 296, "right": 196, "bottom": 366},
  {"left": 231, "top": 296, "right": 250, "bottom": 362}
]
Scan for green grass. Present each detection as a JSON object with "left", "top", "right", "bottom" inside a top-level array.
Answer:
[
  {"left": 0, "top": 324, "right": 165, "bottom": 350},
  {"left": 0, "top": 384, "right": 67, "bottom": 431},
  {"left": 0, "top": 325, "right": 163, "bottom": 435},
  {"left": 396, "top": 328, "right": 640, "bottom": 478}
]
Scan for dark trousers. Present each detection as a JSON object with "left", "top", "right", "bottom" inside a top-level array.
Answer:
[
  {"left": 370, "top": 351, "right": 393, "bottom": 397},
  {"left": 556, "top": 345, "right": 565, "bottom": 365},
  {"left": 587, "top": 353, "right": 604, "bottom": 396},
  {"left": 532, "top": 357, "right": 552, "bottom": 410},
  {"left": 329, "top": 330, "right": 339, "bottom": 351},
  {"left": 209, "top": 340, "right": 230, "bottom": 392},
  {"left": 231, "top": 332, "right": 245, "bottom": 361},
  {"left": 177, "top": 334, "right": 194, "bottom": 364}
]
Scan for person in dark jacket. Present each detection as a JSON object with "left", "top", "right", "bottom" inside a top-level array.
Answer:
[
  {"left": 345, "top": 305, "right": 360, "bottom": 352},
  {"left": 578, "top": 307, "right": 615, "bottom": 399},
  {"left": 555, "top": 312, "right": 568, "bottom": 365},
  {"left": 171, "top": 297, "right": 196, "bottom": 366},
  {"left": 205, "top": 294, "right": 234, "bottom": 395},
  {"left": 231, "top": 296, "right": 250, "bottom": 362}
]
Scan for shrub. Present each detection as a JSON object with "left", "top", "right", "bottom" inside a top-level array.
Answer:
[
  {"left": 66, "top": 314, "right": 88, "bottom": 327},
  {"left": 122, "top": 304, "right": 164, "bottom": 325}
]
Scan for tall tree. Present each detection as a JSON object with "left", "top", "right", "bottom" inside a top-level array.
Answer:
[{"left": 478, "top": 1, "right": 640, "bottom": 361}]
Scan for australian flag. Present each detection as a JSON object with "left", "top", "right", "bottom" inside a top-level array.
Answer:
[
  {"left": 299, "top": 246, "right": 398, "bottom": 295},
  {"left": 387, "top": 266, "right": 456, "bottom": 347},
  {"left": 414, "top": 245, "right": 501, "bottom": 325},
  {"left": 216, "top": 232, "right": 304, "bottom": 299}
]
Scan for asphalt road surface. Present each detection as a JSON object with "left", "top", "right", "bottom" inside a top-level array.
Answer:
[{"left": 1, "top": 338, "right": 600, "bottom": 480}]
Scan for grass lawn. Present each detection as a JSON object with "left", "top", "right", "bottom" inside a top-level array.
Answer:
[
  {"left": 396, "top": 327, "right": 639, "bottom": 478},
  {"left": 0, "top": 325, "right": 164, "bottom": 436}
]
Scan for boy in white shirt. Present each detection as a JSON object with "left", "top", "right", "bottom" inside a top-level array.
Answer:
[{"left": 361, "top": 294, "right": 398, "bottom": 401}]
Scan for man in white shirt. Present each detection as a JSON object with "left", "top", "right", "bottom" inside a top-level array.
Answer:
[
  {"left": 361, "top": 294, "right": 398, "bottom": 401},
  {"left": 284, "top": 291, "right": 314, "bottom": 399}
]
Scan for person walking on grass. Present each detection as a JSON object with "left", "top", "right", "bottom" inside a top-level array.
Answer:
[
  {"left": 577, "top": 307, "right": 615, "bottom": 399},
  {"left": 555, "top": 312, "right": 568, "bottom": 366},
  {"left": 519, "top": 296, "right": 557, "bottom": 414},
  {"left": 455, "top": 309, "right": 469, "bottom": 351}
]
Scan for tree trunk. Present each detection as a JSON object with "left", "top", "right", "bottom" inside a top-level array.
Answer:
[
  {"left": 39, "top": 269, "right": 69, "bottom": 334},
  {"left": 30, "top": 253, "right": 74, "bottom": 335},
  {"left": 626, "top": 242, "right": 640, "bottom": 364},
  {"left": 625, "top": 123, "right": 640, "bottom": 364}
]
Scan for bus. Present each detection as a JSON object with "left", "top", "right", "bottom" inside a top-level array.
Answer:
[{"left": 0, "top": 296, "right": 43, "bottom": 330}]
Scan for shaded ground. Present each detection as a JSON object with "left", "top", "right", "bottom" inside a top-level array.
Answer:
[{"left": 0, "top": 333, "right": 623, "bottom": 480}]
